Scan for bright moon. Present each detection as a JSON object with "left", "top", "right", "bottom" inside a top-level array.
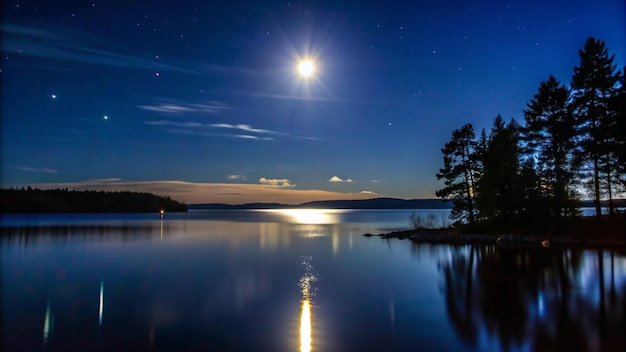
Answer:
[{"left": 297, "top": 60, "right": 315, "bottom": 77}]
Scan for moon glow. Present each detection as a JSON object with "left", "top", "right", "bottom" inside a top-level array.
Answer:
[{"left": 297, "top": 60, "right": 316, "bottom": 77}]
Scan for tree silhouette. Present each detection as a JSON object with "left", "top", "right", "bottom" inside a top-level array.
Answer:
[
  {"left": 436, "top": 124, "right": 480, "bottom": 224},
  {"left": 523, "top": 76, "right": 576, "bottom": 227},
  {"left": 435, "top": 37, "right": 623, "bottom": 230},
  {"left": 571, "top": 37, "right": 621, "bottom": 217},
  {"left": 608, "top": 66, "right": 626, "bottom": 191},
  {"left": 0, "top": 188, "right": 188, "bottom": 213},
  {"left": 475, "top": 116, "right": 521, "bottom": 231}
]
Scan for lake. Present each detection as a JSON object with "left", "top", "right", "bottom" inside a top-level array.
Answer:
[{"left": 1, "top": 209, "right": 624, "bottom": 351}]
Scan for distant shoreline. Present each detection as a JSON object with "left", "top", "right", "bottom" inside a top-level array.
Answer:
[
  {"left": 0, "top": 188, "right": 188, "bottom": 213},
  {"left": 189, "top": 198, "right": 452, "bottom": 210}
]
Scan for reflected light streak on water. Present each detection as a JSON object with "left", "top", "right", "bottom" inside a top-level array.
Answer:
[
  {"left": 262, "top": 209, "right": 339, "bottom": 225},
  {"left": 99, "top": 281, "right": 104, "bottom": 326},
  {"left": 43, "top": 300, "right": 53, "bottom": 343},
  {"left": 537, "top": 292, "right": 545, "bottom": 318},
  {"left": 300, "top": 299, "right": 312, "bottom": 352},
  {"left": 332, "top": 232, "right": 339, "bottom": 255},
  {"left": 299, "top": 256, "right": 316, "bottom": 352}
]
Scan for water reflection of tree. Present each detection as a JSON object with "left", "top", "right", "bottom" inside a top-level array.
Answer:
[{"left": 436, "top": 245, "right": 625, "bottom": 351}]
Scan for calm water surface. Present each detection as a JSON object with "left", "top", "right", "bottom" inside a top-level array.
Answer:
[{"left": 1, "top": 209, "right": 625, "bottom": 351}]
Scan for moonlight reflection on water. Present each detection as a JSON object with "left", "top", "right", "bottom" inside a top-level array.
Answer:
[
  {"left": 299, "top": 256, "right": 317, "bottom": 352},
  {"left": 260, "top": 209, "right": 341, "bottom": 225},
  {"left": 0, "top": 210, "right": 624, "bottom": 351}
]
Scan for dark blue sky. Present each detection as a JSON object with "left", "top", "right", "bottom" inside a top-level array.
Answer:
[{"left": 2, "top": 0, "right": 624, "bottom": 204}]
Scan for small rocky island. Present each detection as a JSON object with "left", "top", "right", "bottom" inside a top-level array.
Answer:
[{"left": 0, "top": 188, "right": 188, "bottom": 213}]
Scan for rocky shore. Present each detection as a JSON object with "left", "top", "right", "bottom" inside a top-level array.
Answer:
[{"left": 364, "top": 228, "right": 626, "bottom": 248}]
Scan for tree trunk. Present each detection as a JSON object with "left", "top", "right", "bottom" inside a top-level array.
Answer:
[
  {"left": 593, "top": 156, "right": 601, "bottom": 219},
  {"left": 607, "top": 167, "right": 614, "bottom": 215}
]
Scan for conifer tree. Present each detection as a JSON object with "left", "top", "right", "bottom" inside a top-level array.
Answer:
[
  {"left": 608, "top": 67, "right": 626, "bottom": 191},
  {"left": 475, "top": 116, "right": 521, "bottom": 230},
  {"left": 436, "top": 124, "right": 479, "bottom": 224},
  {"left": 523, "top": 75, "right": 575, "bottom": 222},
  {"left": 571, "top": 37, "right": 620, "bottom": 217}
]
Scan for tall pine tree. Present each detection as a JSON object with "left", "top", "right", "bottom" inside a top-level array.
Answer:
[
  {"left": 523, "top": 75, "right": 575, "bottom": 223},
  {"left": 475, "top": 116, "right": 521, "bottom": 231},
  {"left": 436, "top": 124, "right": 480, "bottom": 225},
  {"left": 608, "top": 67, "right": 626, "bottom": 191},
  {"left": 571, "top": 37, "right": 620, "bottom": 217}
]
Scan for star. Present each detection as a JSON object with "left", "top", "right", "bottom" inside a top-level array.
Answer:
[
  {"left": 103, "top": 115, "right": 109, "bottom": 120},
  {"left": 51, "top": 94, "right": 57, "bottom": 99}
]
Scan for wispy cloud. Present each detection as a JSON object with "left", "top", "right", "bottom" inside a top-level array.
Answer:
[
  {"left": 236, "top": 134, "right": 274, "bottom": 141},
  {"left": 1, "top": 23, "right": 192, "bottom": 73},
  {"left": 259, "top": 178, "right": 295, "bottom": 187},
  {"left": 89, "top": 178, "right": 122, "bottom": 182},
  {"left": 328, "top": 176, "right": 353, "bottom": 183},
  {"left": 138, "top": 99, "right": 230, "bottom": 115},
  {"left": 210, "top": 123, "right": 281, "bottom": 135},
  {"left": 145, "top": 119, "right": 284, "bottom": 141},
  {"left": 17, "top": 166, "right": 57, "bottom": 174},
  {"left": 296, "top": 136, "right": 320, "bottom": 141},
  {"left": 222, "top": 89, "right": 349, "bottom": 103},
  {"left": 145, "top": 120, "right": 204, "bottom": 128}
]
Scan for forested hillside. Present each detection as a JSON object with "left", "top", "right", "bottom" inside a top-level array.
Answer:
[{"left": 0, "top": 188, "right": 187, "bottom": 213}]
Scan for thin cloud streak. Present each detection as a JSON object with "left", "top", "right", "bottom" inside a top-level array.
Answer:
[
  {"left": 20, "top": 180, "right": 381, "bottom": 204},
  {"left": 2, "top": 23, "right": 261, "bottom": 76},
  {"left": 138, "top": 99, "right": 230, "bottom": 115},
  {"left": 210, "top": 123, "right": 281, "bottom": 135},
  {"left": 145, "top": 120, "right": 204, "bottom": 128},
  {"left": 2, "top": 23, "right": 253, "bottom": 76},
  {"left": 146, "top": 119, "right": 285, "bottom": 141},
  {"left": 2, "top": 23, "right": 193, "bottom": 73},
  {"left": 17, "top": 166, "right": 57, "bottom": 174},
  {"left": 223, "top": 89, "right": 348, "bottom": 102},
  {"left": 88, "top": 178, "right": 123, "bottom": 182}
]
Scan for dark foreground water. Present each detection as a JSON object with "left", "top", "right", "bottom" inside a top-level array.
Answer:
[{"left": 1, "top": 209, "right": 625, "bottom": 351}]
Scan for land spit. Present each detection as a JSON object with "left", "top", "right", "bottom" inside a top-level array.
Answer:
[{"left": 364, "top": 227, "right": 626, "bottom": 248}]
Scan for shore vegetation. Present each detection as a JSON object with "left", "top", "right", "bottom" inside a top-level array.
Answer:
[{"left": 435, "top": 37, "right": 625, "bottom": 239}]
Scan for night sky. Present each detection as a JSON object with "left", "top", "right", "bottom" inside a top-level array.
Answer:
[{"left": 2, "top": 1, "right": 624, "bottom": 204}]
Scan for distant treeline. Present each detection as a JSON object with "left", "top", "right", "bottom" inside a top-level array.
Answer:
[
  {"left": 0, "top": 188, "right": 187, "bottom": 213},
  {"left": 436, "top": 37, "right": 625, "bottom": 234}
]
